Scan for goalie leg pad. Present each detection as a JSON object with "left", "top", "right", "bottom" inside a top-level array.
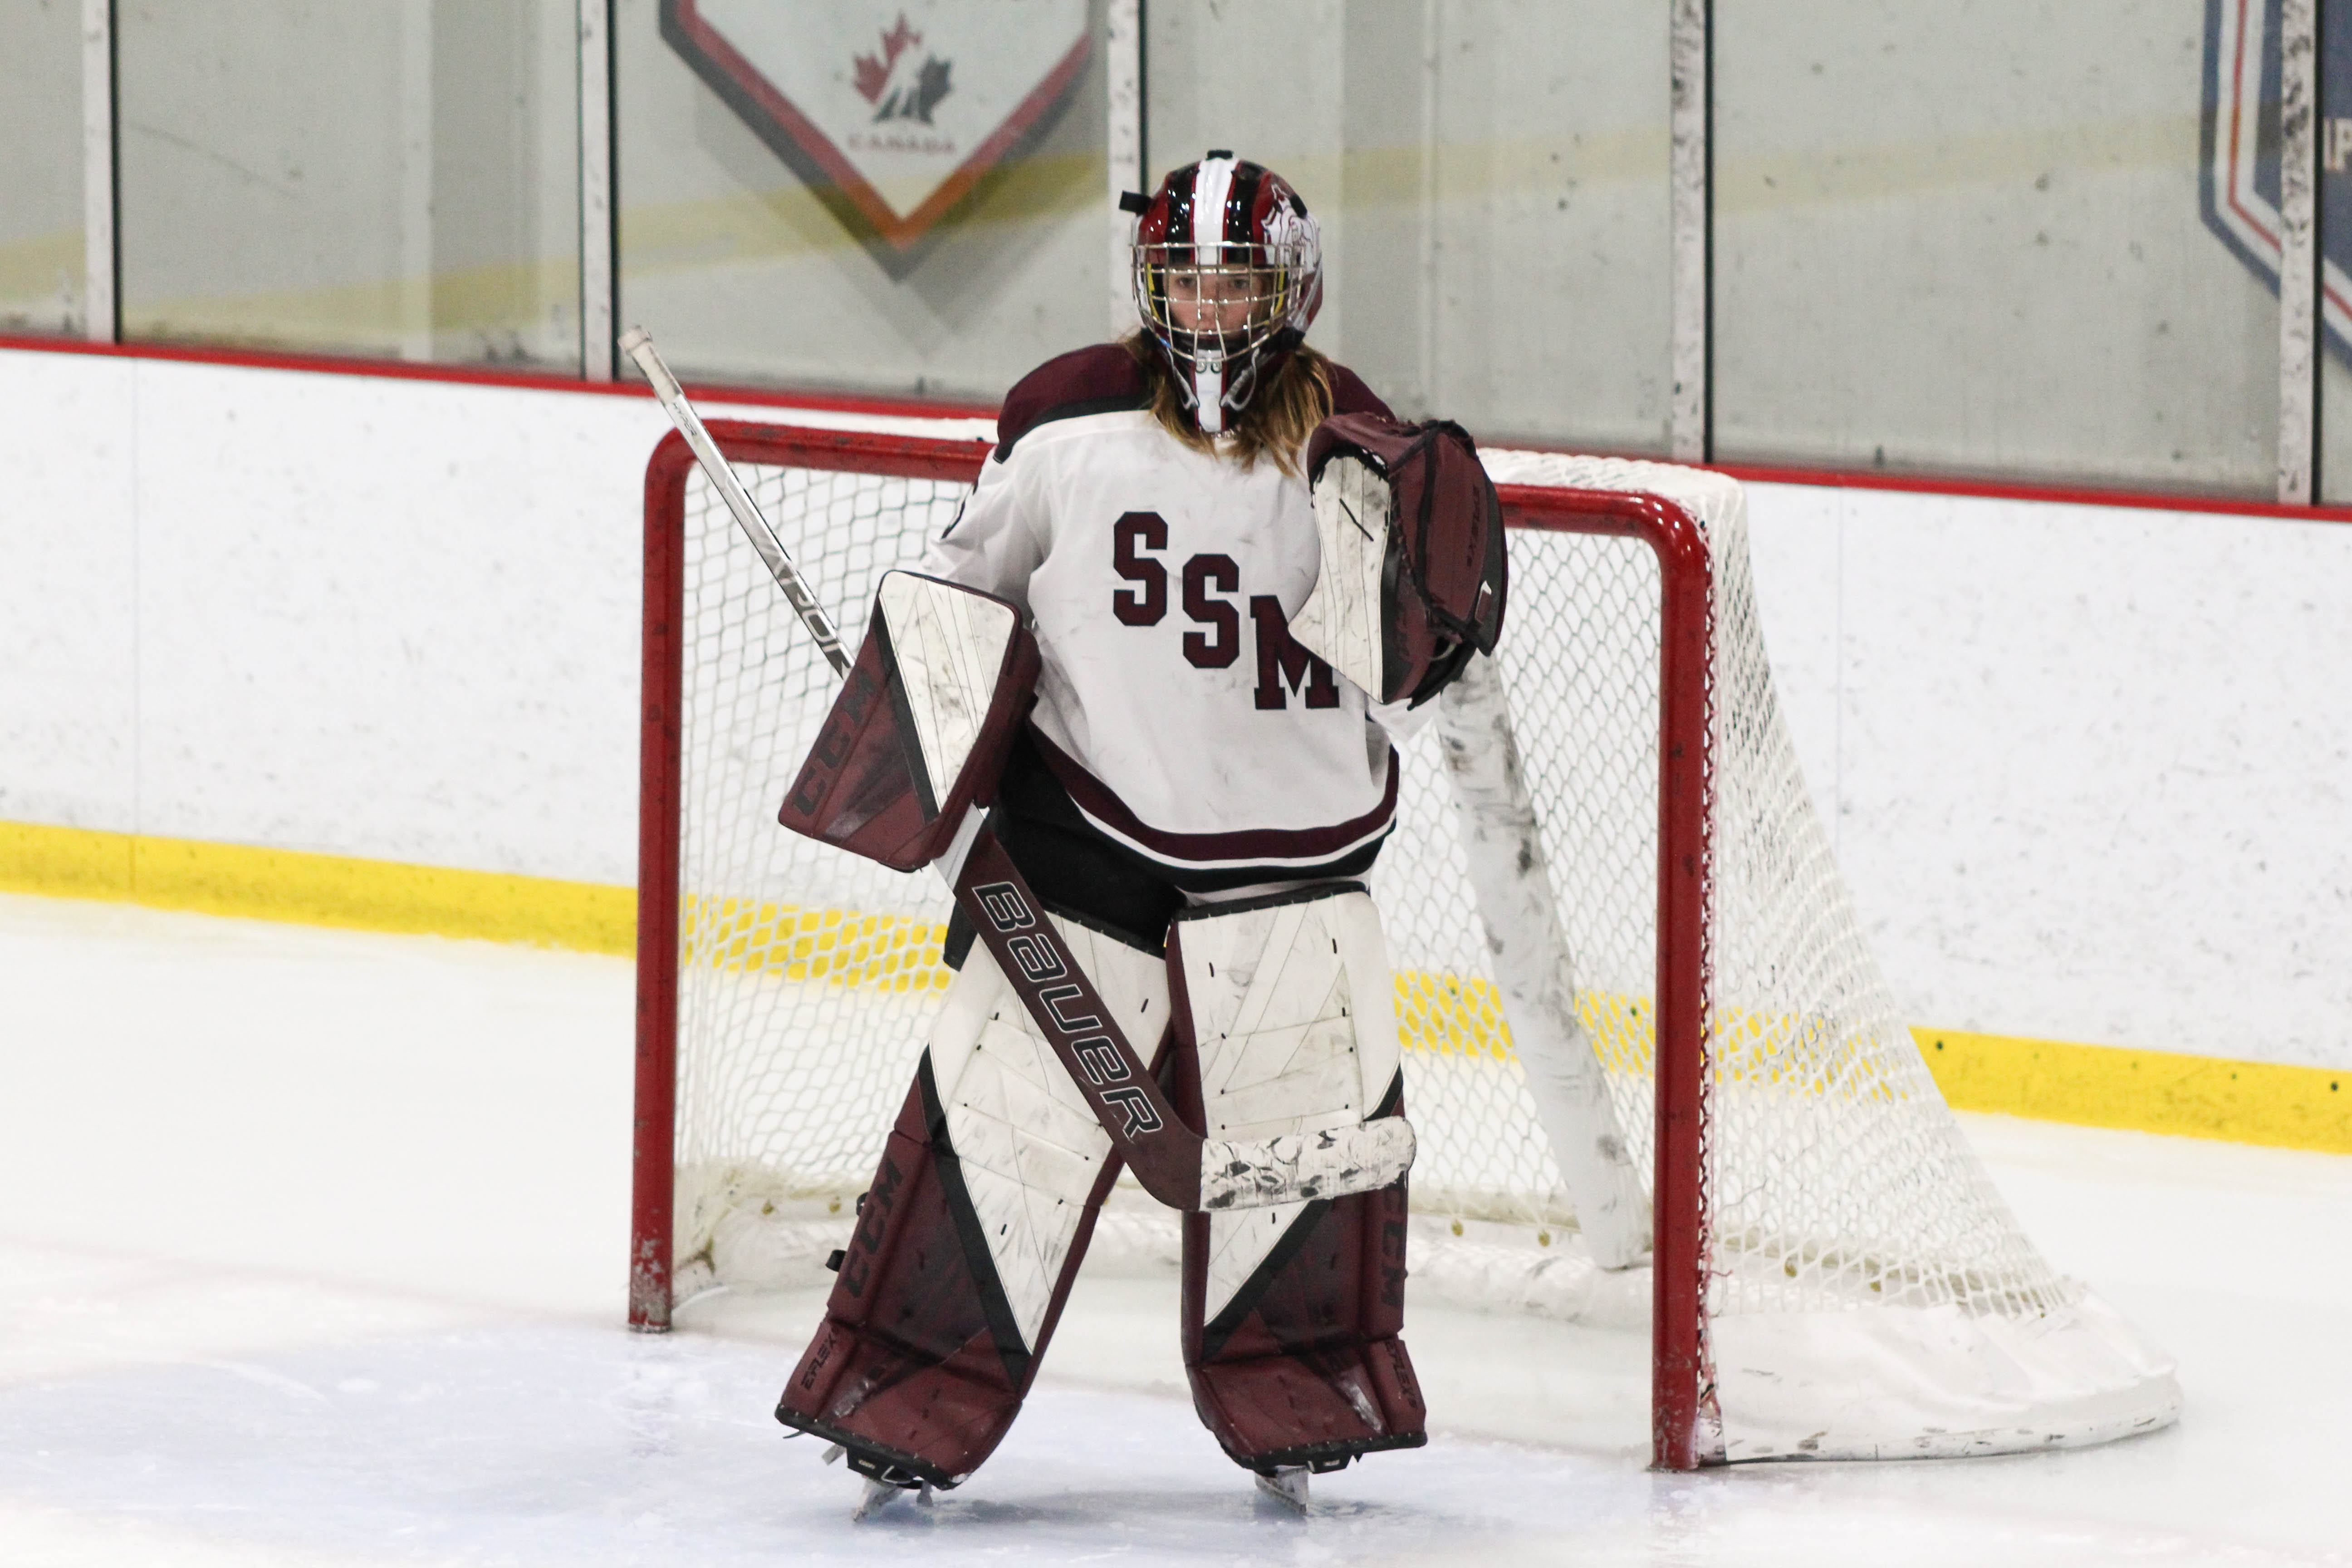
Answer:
[
  {"left": 775, "top": 1063, "right": 1034, "bottom": 1489},
  {"left": 1166, "top": 884, "right": 1428, "bottom": 1470},
  {"left": 776, "top": 915, "right": 1169, "bottom": 1486},
  {"left": 1181, "top": 1152, "right": 1426, "bottom": 1473},
  {"left": 930, "top": 913, "right": 1169, "bottom": 1348}
]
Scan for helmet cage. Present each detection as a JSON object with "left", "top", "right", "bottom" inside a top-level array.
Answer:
[
  {"left": 1135, "top": 239, "right": 1316, "bottom": 429},
  {"left": 1129, "top": 237, "right": 1317, "bottom": 430}
]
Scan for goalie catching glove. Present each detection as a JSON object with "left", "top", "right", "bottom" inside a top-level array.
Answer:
[{"left": 1290, "top": 413, "right": 1508, "bottom": 706}]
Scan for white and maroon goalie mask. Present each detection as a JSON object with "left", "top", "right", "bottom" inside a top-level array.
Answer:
[{"left": 1126, "top": 152, "right": 1323, "bottom": 435}]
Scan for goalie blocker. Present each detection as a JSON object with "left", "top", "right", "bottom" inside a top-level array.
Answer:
[{"left": 772, "top": 572, "right": 1424, "bottom": 1488}]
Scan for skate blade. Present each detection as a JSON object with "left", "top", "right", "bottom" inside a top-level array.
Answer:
[
  {"left": 1253, "top": 1466, "right": 1310, "bottom": 1513},
  {"left": 849, "top": 1476, "right": 934, "bottom": 1521}
]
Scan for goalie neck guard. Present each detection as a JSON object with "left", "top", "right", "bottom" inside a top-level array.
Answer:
[{"left": 1127, "top": 152, "right": 1323, "bottom": 435}]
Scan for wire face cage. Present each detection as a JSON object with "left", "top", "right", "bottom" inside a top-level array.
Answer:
[
  {"left": 1135, "top": 241, "right": 1314, "bottom": 353},
  {"left": 1132, "top": 237, "right": 1317, "bottom": 423}
]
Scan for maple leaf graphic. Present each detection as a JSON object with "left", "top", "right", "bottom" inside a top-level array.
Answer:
[{"left": 853, "top": 15, "right": 922, "bottom": 104}]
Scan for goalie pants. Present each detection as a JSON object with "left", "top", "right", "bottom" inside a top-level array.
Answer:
[{"left": 774, "top": 830, "right": 1426, "bottom": 1487}]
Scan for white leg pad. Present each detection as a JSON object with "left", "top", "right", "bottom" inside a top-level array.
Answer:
[
  {"left": 928, "top": 915, "right": 1170, "bottom": 1351},
  {"left": 1203, "top": 1197, "right": 1316, "bottom": 1327},
  {"left": 1174, "top": 887, "right": 1405, "bottom": 1326}
]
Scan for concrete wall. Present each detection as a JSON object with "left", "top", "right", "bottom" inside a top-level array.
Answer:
[
  {"left": 1146, "top": 0, "right": 1672, "bottom": 451},
  {"left": 1713, "top": 0, "right": 2278, "bottom": 494},
  {"left": 2, "top": 343, "right": 2345, "bottom": 1071},
  {"left": 114, "top": 0, "right": 580, "bottom": 365}
]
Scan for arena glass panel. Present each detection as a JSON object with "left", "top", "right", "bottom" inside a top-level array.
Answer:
[
  {"left": 115, "top": 0, "right": 581, "bottom": 369},
  {"left": 0, "top": 0, "right": 85, "bottom": 338},
  {"left": 1145, "top": 1, "right": 1672, "bottom": 454},
  {"left": 1712, "top": 0, "right": 2278, "bottom": 496},
  {"left": 612, "top": 0, "right": 1111, "bottom": 401}
]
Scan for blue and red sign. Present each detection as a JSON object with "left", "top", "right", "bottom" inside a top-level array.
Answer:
[
  {"left": 2202, "top": 0, "right": 2352, "bottom": 356},
  {"left": 662, "top": 2, "right": 1092, "bottom": 276}
]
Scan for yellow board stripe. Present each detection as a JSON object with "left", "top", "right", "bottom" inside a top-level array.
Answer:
[
  {"left": 1915, "top": 1027, "right": 2351, "bottom": 1156},
  {"left": 0, "top": 819, "right": 633, "bottom": 954},
  {"left": 6, "top": 819, "right": 2347, "bottom": 1154}
]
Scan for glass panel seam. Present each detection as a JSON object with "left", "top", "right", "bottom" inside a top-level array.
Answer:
[
  {"left": 80, "top": 0, "right": 116, "bottom": 344},
  {"left": 1670, "top": 0, "right": 1710, "bottom": 463}
]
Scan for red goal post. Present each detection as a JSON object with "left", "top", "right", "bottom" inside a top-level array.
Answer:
[{"left": 630, "top": 421, "right": 1720, "bottom": 1471}]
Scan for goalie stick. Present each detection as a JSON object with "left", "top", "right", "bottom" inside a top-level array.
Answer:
[
  {"left": 620, "top": 327, "right": 851, "bottom": 678},
  {"left": 622, "top": 328, "right": 1414, "bottom": 1213}
]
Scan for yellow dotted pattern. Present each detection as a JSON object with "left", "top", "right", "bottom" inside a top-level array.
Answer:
[
  {"left": 1389, "top": 970, "right": 1661, "bottom": 1072},
  {"left": 681, "top": 895, "right": 951, "bottom": 993},
  {"left": 1391, "top": 970, "right": 1515, "bottom": 1059}
]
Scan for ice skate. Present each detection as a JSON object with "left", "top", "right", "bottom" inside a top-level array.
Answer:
[
  {"left": 850, "top": 1476, "right": 904, "bottom": 1522},
  {"left": 847, "top": 1474, "right": 932, "bottom": 1522},
  {"left": 823, "top": 1442, "right": 932, "bottom": 1521},
  {"left": 1253, "top": 1465, "right": 1311, "bottom": 1513}
]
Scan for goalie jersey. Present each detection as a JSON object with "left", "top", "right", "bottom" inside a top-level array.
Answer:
[{"left": 925, "top": 343, "right": 1405, "bottom": 888}]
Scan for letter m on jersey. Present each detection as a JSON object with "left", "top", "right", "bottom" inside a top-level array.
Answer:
[{"left": 1250, "top": 597, "right": 1340, "bottom": 710}]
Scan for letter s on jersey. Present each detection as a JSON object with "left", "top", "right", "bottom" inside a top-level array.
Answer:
[
  {"left": 1112, "top": 512, "right": 1168, "bottom": 625},
  {"left": 1182, "top": 554, "right": 1241, "bottom": 668}
]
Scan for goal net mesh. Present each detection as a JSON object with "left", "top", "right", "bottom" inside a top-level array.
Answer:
[{"left": 1399, "top": 451, "right": 2068, "bottom": 1323}]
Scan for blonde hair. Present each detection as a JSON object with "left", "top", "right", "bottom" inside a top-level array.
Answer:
[{"left": 1123, "top": 333, "right": 1334, "bottom": 478}]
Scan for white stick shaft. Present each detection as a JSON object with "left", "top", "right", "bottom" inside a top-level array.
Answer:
[
  {"left": 1440, "top": 652, "right": 1649, "bottom": 1267},
  {"left": 619, "top": 325, "right": 851, "bottom": 676}
]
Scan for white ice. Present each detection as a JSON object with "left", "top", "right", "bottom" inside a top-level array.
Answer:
[{"left": 4, "top": 891, "right": 2350, "bottom": 1566}]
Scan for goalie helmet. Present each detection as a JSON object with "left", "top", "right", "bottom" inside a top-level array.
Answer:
[{"left": 1125, "top": 152, "right": 1323, "bottom": 435}]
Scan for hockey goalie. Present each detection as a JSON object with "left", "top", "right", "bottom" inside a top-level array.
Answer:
[{"left": 769, "top": 153, "right": 1509, "bottom": 1513}]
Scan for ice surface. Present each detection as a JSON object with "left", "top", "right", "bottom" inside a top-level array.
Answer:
[{"left": 4, "top": 892, "right": 2350, "bottom": 1565}]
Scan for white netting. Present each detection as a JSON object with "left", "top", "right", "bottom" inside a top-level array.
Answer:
[
  {"left": 658, "top": 436, "right": 2177, "bottom": 1460},
  {"left": 669, "top": 464, "right": 959, "bottom": 1278},
  {"left": 1391, "top": 451, "right": 2070, "bottom": 1323}
]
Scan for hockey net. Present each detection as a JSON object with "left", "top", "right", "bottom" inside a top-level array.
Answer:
[{"left": 632, "top": 419, "right": 2179, "bottom": 1468}]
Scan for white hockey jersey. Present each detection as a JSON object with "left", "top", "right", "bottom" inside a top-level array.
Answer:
[{"left": 925, "top": 344, "right": 1404, "bottom": 881}]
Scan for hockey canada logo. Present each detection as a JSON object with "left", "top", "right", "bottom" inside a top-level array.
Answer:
[
  {"left": 660, "top": 0, "right": 1090, "bottom": 276},
  {"left": 855, "top": 17, "right": 952, "bottom": 127},
  {"left": 2202, "top": 0, "right": 2352, "bottom": 358}
]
